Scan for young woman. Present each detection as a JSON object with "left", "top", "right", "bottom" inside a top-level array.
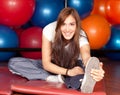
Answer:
[{"left": 8, "top": 7, "right": 104, "bottom": 93}]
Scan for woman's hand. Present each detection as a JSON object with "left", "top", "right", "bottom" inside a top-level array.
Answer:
[
  {"left": 91, "top": 62, "right": 105, "bottom": 81},
  {"left": 67, "top": 66, "right": 84, "bottom": 76}
]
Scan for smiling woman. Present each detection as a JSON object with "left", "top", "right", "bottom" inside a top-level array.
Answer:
[{"left": 8, "top": 7, "right": 105, "bottom": 93}]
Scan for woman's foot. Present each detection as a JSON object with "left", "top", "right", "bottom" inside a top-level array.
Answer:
[{"left": 80, "top": 57, "right": 100, "bottom": 93}]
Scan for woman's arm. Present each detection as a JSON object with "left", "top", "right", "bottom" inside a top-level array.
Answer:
[
  {"left": 80, "top": 44, "right": 105, "bottom": 81},
  {"left": 42, "top": 34, "right": 67, "bottom": 75},
  {"left": 80, "top": 44, "right": 91, "bottom": 66},
  {"left": 42, "top": 35, "right": 86, "bottom": 76}
]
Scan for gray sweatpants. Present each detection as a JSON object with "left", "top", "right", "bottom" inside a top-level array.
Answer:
[
  {"left": 8, "top": 57, "right": 52, "bottom": 80},
  {"left": 8, "top": 57, "right": 84, "bottom": 90}
]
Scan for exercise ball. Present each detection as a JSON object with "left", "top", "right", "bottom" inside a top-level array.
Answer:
[
  {"left": 31, "top": 0, "right": 64, "bottom": 28},
  {"left": 91, "top": 0, "right": 107, "bottom": 19},
  {"left": 81, "top": 14, "right": 111, "bottom": 49},
  {"left": 0, "top": 25, "right": 19, "bottom": 61},
  {"left": 104, "top": 25, "right": 120, "bottom": 60},
  {"left": 0, "top": 0, "right": 35, "bottom": 26},
  {"left": 67, "top": 0, "right": 94, "bottom": 19},
  {"left": 105, "top": 0, "right": 120, "bottom": 24},
  {"left": 20, "top": 26, "right": 42, "bottom": 59}
]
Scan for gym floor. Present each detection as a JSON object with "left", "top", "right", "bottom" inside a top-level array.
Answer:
[
  {"left": 102, "top": 58, "right": 120, "bottom": 95},
  {"left": 0, "top": 57, "right": 120, "bottom": 95}
]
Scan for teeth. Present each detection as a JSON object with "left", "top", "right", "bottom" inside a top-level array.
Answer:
[{"left": 65, "top": 32, "right": 71, "bottom": 36}]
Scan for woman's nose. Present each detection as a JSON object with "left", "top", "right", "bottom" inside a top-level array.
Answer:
[{"left": 66, "top": 25, "right": 69, "bottom": 32}]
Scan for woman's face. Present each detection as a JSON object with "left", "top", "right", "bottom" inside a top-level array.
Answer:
[{"left": 60, "top": 15, "right": 76, "bottom": 40}]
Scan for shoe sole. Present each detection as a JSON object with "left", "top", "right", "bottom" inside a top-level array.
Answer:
[{"left": 80, "top": 57, "right": 100, "bottom": 93}]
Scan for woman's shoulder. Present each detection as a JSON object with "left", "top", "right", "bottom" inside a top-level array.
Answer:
[
  {"left": 43, "top": 21, "right": 57, "bottom": 42},
  {"left": 80, "top": 29, "right": 87, "bottom": 37},
  {"left": 43, "top": 21, "right": 57, "bottom": 31}
]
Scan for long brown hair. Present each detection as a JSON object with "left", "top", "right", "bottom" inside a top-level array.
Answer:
[{"left": 51, "top": 7, "right": 81, "bottom": 69}]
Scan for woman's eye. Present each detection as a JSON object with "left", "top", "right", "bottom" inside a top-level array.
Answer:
[{"left": 70, "top": 23, "right": 75, "bottom": 26}]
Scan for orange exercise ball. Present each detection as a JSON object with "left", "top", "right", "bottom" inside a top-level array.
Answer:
[
  {"left": 105, "top": 0, "right": 120, "bottom": 24},
  {"left": 81, "top": 14, "right": 111, "bottom": 49},
  {"left": 91, "top": 0, "right": 108, "bottom": 19}
]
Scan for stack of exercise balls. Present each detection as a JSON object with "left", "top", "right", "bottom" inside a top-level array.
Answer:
[
  {"left": 0, "top": 0, "right": 120, "bottom": 61},
  {"left": 0, "top": 0, "right": 65, "bottom": 61},
  {"left": 91, "top": 0, "right": 120, "bottom": 60},
  {"left": 20, "top": 0, "right": 65, "bottom": 59},
  {"left": 0, "top": 0, "right": 35, "bottom": 61}
]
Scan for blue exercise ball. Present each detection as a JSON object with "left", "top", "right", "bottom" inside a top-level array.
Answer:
[
  {"left": 0, "top": 25, "right": 19, "bottom": 61},
  {"left": 67, "top": 0, "right": 94, "bottom": 19},
  {"left": 104, "top": 25, "right": 120, "bottom": 60},
  {"left": 31, "top": 0, "right": 65, "bottom": 28}
]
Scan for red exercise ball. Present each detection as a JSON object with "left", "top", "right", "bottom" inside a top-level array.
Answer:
[
  {"left": 81, "top": 14, "right": 111, "bottom": 49},
  {"left": 105, "top": 0, "right": 120, "bottom": 24},
  {"left": 0, "top": 0, "right": 35, "bottom": 26},
  {"left": 20, "top": 27, "right": 42, "bottom": 59},
  {"left": 91, "top": 0, "right": 108, "bottom": 19}
]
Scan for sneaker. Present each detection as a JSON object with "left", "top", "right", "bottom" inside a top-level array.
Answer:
[
  {"left": 80, "top": 57, "right": 100, "bottom": 93},
  {"left": 46, "top": 74, "right": 64, "bottom": 83},
  {"left": 58, "top": 74, "right": 65, "bottom": 83}
]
